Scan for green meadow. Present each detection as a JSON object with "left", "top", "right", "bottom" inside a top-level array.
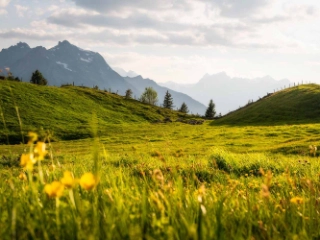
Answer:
[{"left": 1, "top": 81, "right": 320, "bottom": 239}]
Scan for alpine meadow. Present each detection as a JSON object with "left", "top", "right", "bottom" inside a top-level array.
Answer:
[{"left": 1, "top": 0, "right": 320, "bottom": 239}]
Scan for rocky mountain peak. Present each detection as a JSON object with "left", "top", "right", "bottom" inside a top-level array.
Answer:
[{"left": 15, "top": 42, "right": 30, "bottom": 49}]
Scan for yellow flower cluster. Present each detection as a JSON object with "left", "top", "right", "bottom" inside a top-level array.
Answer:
[
  {"left": 20, "top": 153, "right": 36, "bottom": 171},
  {"left": 290, "top": 197, "right": 304, "bottom": 205},
  {"left": 44, "top": 181, "right": 64, "bottom": 198},
  {"left": 20, "top": 132, "right": 48, "bottom": 170},
  {"left": 44, "top": 171, "right": 98, "bottom": 198},
  {"left": 79, "top": 172, "right": 97, "bottom": 191},
  {"left": 61, "top": 171, "right": 76, "bottom": 188}
]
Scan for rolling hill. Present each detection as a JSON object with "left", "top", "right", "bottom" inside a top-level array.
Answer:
[
  {"left": 215, "top": 84, "right": 320, "bottom": 125},
  {"left": 0, "top": 81, "right": 191, "bottom": 144}
]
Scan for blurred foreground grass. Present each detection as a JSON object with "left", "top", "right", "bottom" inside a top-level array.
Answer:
[{"left": 1, "top": 122, "right": 320, "bottom": 239}]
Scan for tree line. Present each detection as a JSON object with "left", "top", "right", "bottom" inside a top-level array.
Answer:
[{"left": 125, "top": 86, "right": 216, "bottom": 118}]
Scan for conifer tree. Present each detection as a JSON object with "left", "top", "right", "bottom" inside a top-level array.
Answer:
[
  {"left": 125, "top": 89, "right": 133, "bottom": 99},
  {"left": 179, "top": 102, "right": 189, "bottom": 113},
  {"left": 30, "top": 70, "right": 48, "bottom": 85},
  {"left": 205, "top": 99, "right": 216, "bottom": 118},
  {"left": 163, "top": 90, "right": 174, "bottom": 109}
]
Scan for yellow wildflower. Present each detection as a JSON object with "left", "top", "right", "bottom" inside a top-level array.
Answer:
[
  {"left": 290, "top": 197, "right": 304, "bottom": 205},
  {"left": 34, "top": 141, "right": 47, "bottom": 160},
  {"left": 44, "top": 181, "right": 64, "bottom": 198},
  {"left": 20, "top": 153, "right": 36, "bottom": 170},
  {"left": 27, "top": 132, "right": 38, "bottom": 144},
  {"left": 60, "top": 171, "right": 76, "bottom": 188},
  {"left": 80, "top": 172, "right": 97, "bottom": 190}
]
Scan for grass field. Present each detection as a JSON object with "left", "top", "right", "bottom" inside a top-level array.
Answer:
[
  {"left": 1, "top": 121, "right": 320, "bottom": 239},
  {"left": 1, "top": 81, "right": 320, "bottom": 239}
]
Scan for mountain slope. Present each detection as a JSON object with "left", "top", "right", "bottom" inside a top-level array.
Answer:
[
  {"left": 161, "top": 72, "right": 291, "bottom": 114},
  {"left": 0, "top": 81, "right": 188, "bottom": 143},
  {"left": 0, "top": 41, "right": 138, "bottom": 95},
  {"left": 0, "top": 41, "right": 206, "bottom": 114},
  {"left": 124, "top": 75, "right": 206, "bottom": 114},
  {"left": 215, "top": 84, "right": 320, "bottom": 125}
]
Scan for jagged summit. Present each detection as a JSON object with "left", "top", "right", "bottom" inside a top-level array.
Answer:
[
  {"left": 15, "top": 42, "right": 30, "bottom": 49},
  {"left": 58, "top": 40, "right": 71, "bottom": 45}
]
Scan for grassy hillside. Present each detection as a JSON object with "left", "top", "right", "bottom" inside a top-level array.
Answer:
[
  {"left": 0, "top": 81, "right": 187, "bottom": 143},
  {"left": 216, "top": 84, "right": 320, "bottom": 125}
]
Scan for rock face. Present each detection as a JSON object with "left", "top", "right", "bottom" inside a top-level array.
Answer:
[{"left": 0, "top": 41, "right": 206, "bottom": 114}]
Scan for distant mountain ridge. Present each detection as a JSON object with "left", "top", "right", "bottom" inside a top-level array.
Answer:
[
  {"left": 0, "top": 41, "right": 138, "bottom": 95},
  {"left": 0, "top": 41, "right": 206, "bottom": 114},
  {"left": 113, "top": 67, "right": 139, "bottom": 78},
  {"left": 160, "top": 72, "right": 292, "bottom": 114}
]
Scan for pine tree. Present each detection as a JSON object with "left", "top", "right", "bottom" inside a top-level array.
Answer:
[
  {"left": 163, "top": 90, "right": 174, "bottom": 109},
  {"left": 205, "top": 99, "right": 216, "bottom": 118},
  {"left": 30, "top": 70, "right": 48, "bottom": 85},
  {"left": 140, "top": 87, "right": 158, "bottom": 105},
  {"left": 125, "top": 89, "right": 133, "bottom": 99},
  {"left": 179, "top": 102, "right": 189, "bottom": 113}
]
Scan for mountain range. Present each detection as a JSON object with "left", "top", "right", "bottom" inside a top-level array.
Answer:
[
  {"left": 0, "top": 41, "right": 206, "bottom": 114},
  {"left": 160, "top": 72, "right": 292, "bottom": 114}
]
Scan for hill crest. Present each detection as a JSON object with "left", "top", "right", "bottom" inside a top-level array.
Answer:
[{"left": 215, "top": 84, "right": 320, "bottom": 125}]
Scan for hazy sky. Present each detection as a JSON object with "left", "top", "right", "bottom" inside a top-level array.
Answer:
[{"left": 0, "top": 0, "right": 320, "bottom": 84}]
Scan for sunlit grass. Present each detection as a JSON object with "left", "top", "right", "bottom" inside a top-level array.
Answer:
[
  {"left": 1, "top": 82, "right": 320, "bottom": 239},
  {"left": 0, "top": 123, "right": 320, "bottom": 239}
]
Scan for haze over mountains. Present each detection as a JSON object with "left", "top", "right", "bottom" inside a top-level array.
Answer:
[
  {"left": 0, "top": 41, "right": 206, "bottom": 114},
  {"left": 160, "top": 72, "right": 292, "bottom": 114},
  {"left": 113, "top": 67, "right": 139, "bottom": 78},
  {"left": 124, "top": 75, "right": 206, "bottom": 115}
]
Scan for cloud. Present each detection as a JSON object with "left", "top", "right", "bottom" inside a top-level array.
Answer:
[
  {"left": 205, "top": 0, "right": 270, "bottom": 18},
  {"left": 1, "top": 0, "right": 318, "bottom": 52},
  {"left": 72, "top": 0, "right": 272, "bottom": 18},
  {"left": 0, "top": 0, "right": 10, "bottom": 8},
  {"left": 72, "top": 0, "right": 189, "bottom": 13},
  {"left": 249, "top": 4, "right": 319, "bottom": 25},
  {"left": 283, "top": 4, "right": 319, "bottom": 18},
  {"left": 0, "top": 9, "right": 7, "bottom": 15},
  {"left": 45, "top": 7, "right": 259, "bottom": 48},
  {"left": 0, "top": 28, "right": 72, "bottom": 41},
  {"left": 15, "top": 4, "right": 29, "bottom": 17},
  {"left": 47, "top": 9, "right": 190, "bottom": 31}
]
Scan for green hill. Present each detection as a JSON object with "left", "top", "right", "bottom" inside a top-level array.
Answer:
[
  {"left": 0, "top": 81, "right": 186, "bottom": 143},
  {"left": 216, "top": 84, "right": 320, "bottom": 125}
]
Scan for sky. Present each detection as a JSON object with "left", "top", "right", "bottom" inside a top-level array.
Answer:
[{"left": 0, "top": 0, "right": 320, "bottom": 84}]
